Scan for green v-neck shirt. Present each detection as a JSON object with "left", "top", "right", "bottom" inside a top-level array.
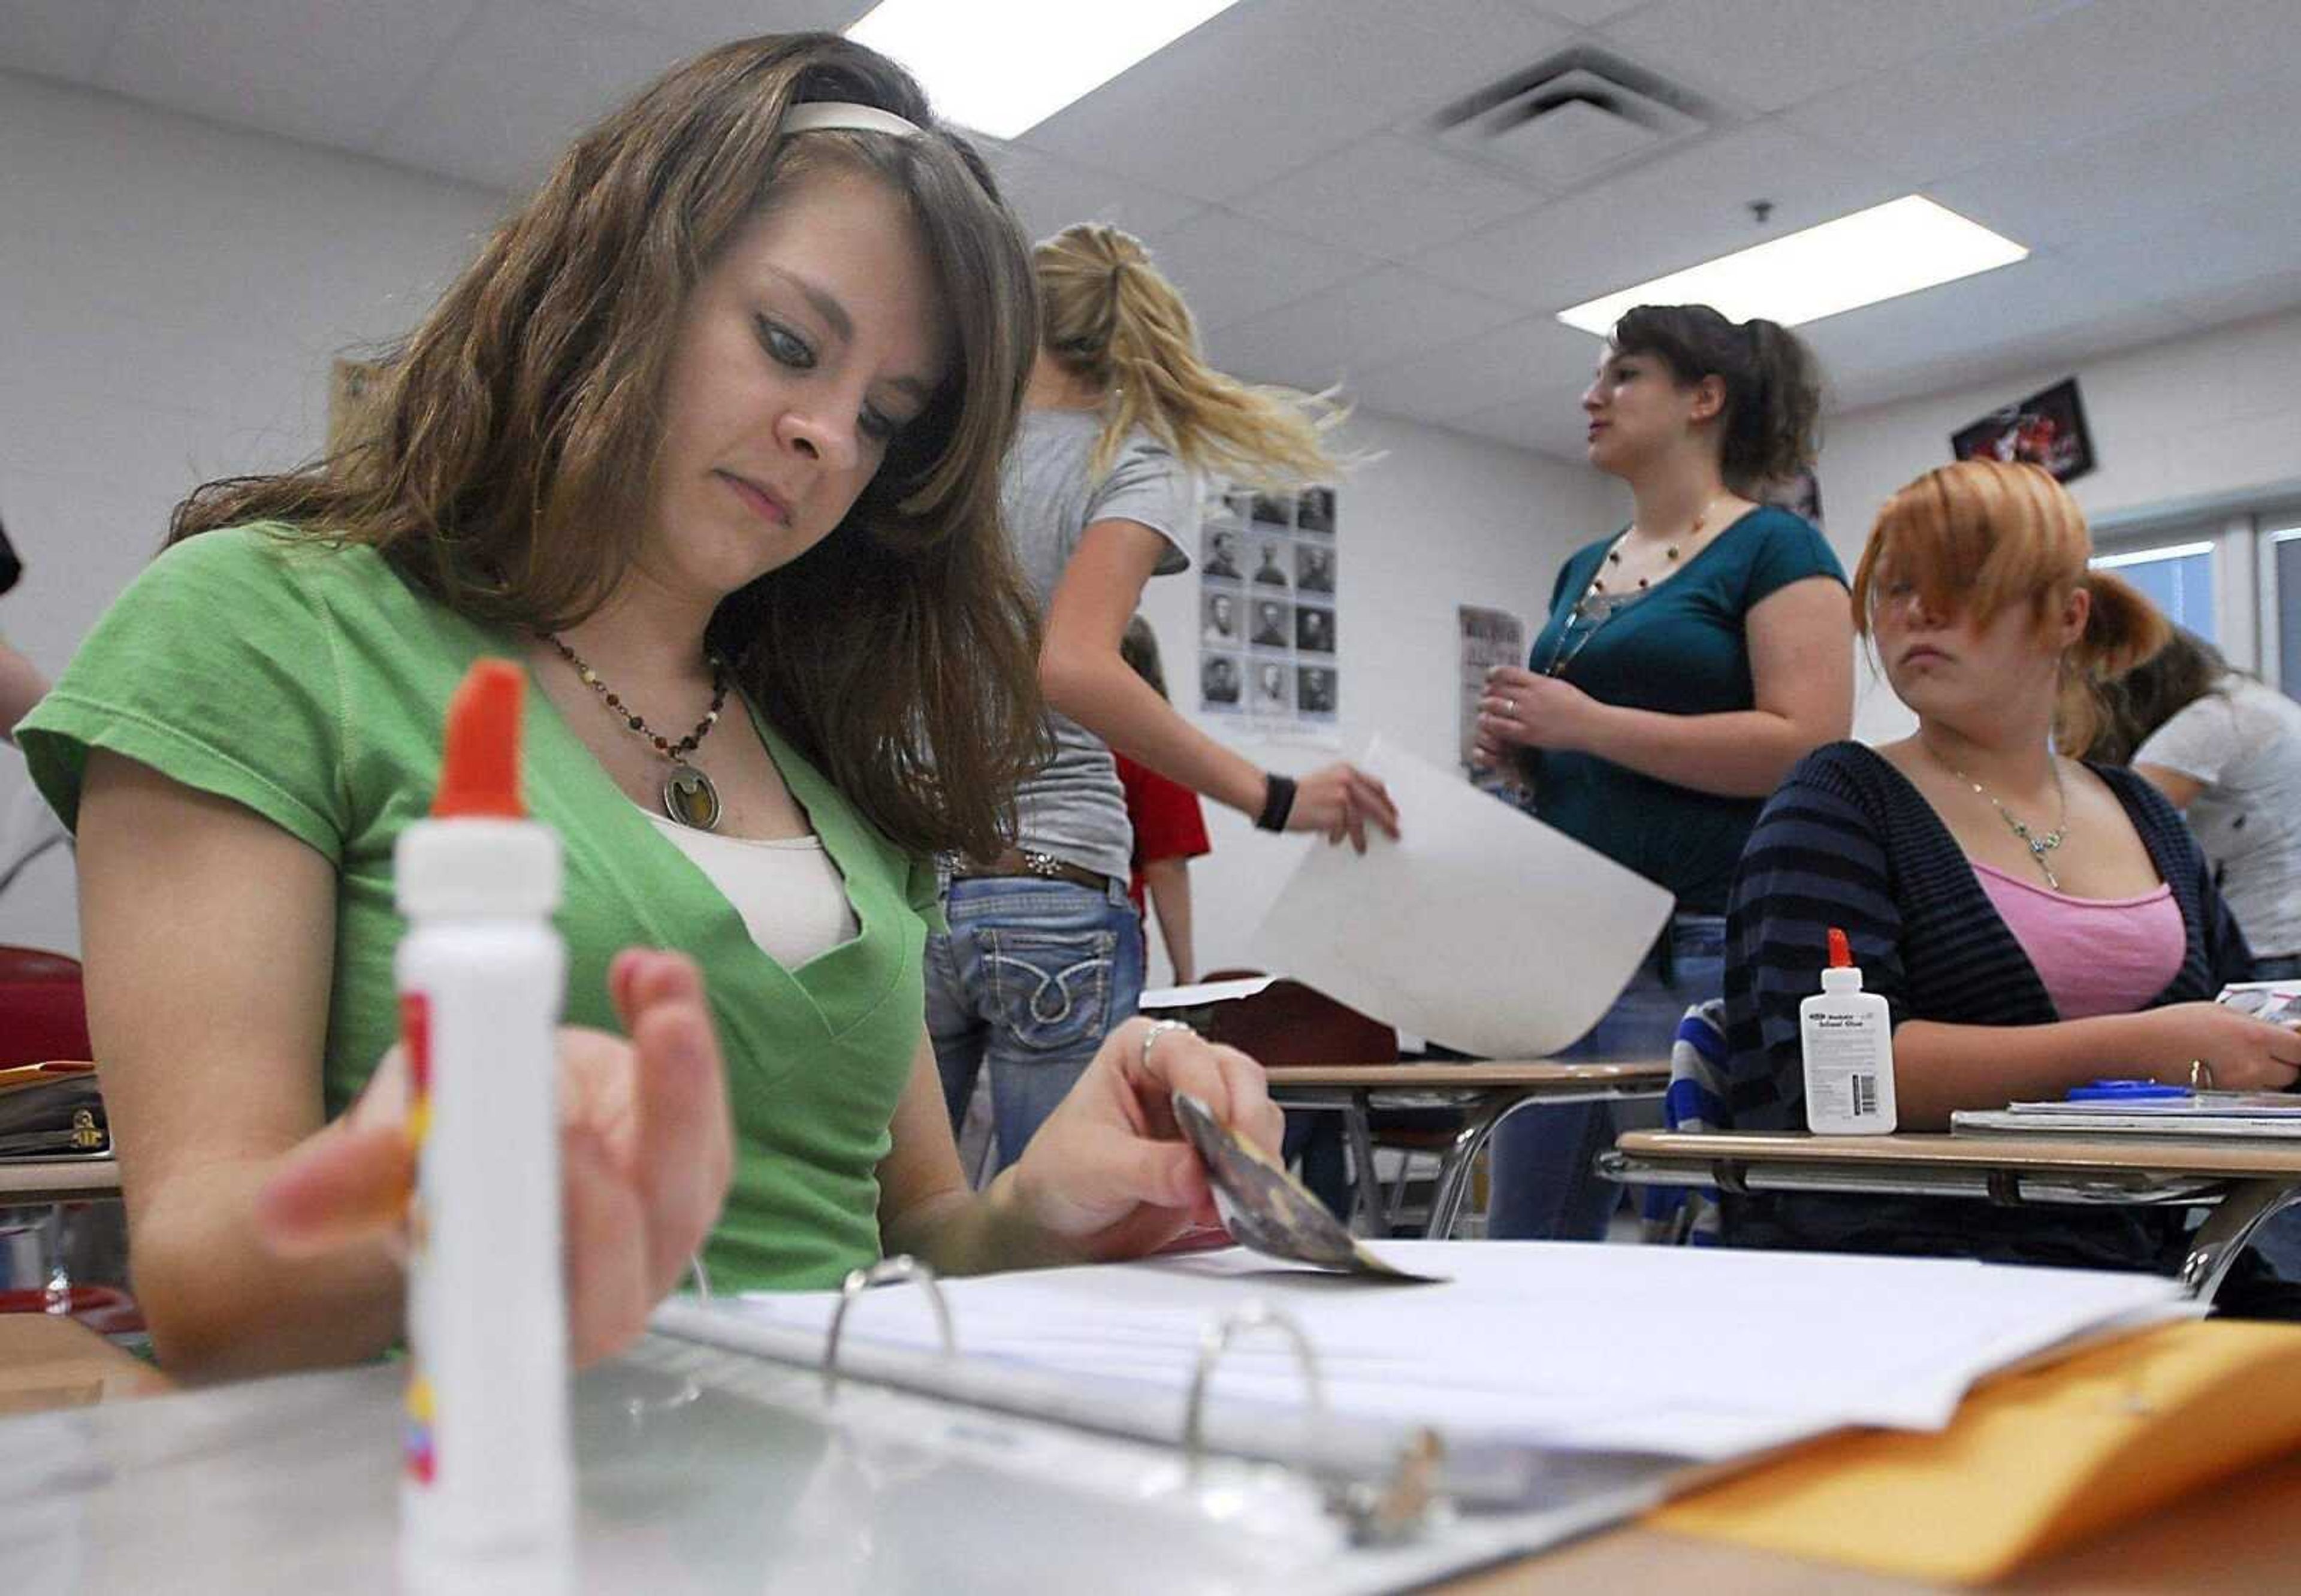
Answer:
[{"left": 22, "top": 525, "right": 938, "bottom": 1292}]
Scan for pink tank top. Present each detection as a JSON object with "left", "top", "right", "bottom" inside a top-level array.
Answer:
[{"left": 1972, "top": 860, "right": 2185, "bottom": 1019}]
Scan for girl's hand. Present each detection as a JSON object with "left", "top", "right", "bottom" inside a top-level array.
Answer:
[
  {"left": 1007, "top": 1017, "right": 1284, "bottom": 1261},
  {"left": 254, "top": 949, "right": 733, "bottom": 1367},
  {"left": 2135, "top": 1002, "right": 2301, "bottom": 1091},
  {"left": 1479, "top": 666, "right": 1607, "bottom": 755},
  {"left": 1285, "top": 763, "right": 1401, "bottom": 851}
]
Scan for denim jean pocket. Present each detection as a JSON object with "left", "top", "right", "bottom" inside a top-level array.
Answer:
[{"left": 981, "top": 925, "right": 1118, "bottom": 1056}]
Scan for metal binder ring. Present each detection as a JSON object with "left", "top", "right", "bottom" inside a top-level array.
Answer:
[
  {"left": 1181, "top": 1301, "right": 1327, "bottom": 1459},
  {"left": 821, "top": 1254, "right": 955, "bottom": 1397}
]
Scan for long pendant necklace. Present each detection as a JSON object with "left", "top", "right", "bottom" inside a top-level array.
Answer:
[
  {"left": 1946, "top": 755, "right": 2071, "bottom": 890},
  {"left": 1541, "top": 493, "right": 1730, "bottom": 678},
  {"left": 542, "top": 634, "right": 730, "bottom": 832}
]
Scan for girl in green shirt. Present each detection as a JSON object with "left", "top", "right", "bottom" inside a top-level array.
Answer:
[{"left": 20, "top": 34, "right": 1282, "bottom": 1381}]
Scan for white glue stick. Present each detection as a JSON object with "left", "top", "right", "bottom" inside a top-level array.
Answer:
[
  {"left": 1800, "top": 926, "right": 1897, "bottom": 1135},
  {"left": 397, "top": 659, "right": 572, "bottom": 1585}
]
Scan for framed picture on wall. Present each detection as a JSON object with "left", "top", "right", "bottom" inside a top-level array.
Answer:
[{"left": 1950, "top": 376, "right": 2095, "bottom": 484}]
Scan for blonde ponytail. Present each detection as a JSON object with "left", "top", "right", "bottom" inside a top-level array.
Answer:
[{"left": 1034, "top": 223, "right": 1345, "bottom": 487}]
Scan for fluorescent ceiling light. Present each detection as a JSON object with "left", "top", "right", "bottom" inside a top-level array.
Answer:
[
  {"left": 2091, "top": 541, "right": 2215, "bottom": 570},
  {"left": 848, "top": 0, "right": 1243, "bottom": 140},
  {"left": 1556, "top": 195, "right": 2028, "bottom": 338}
]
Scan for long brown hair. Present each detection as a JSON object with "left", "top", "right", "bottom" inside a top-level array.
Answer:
[
  {"left": 169, "top": 34, "right": 1046, "bottom": 859},
  {"left": 1034, "top": 223, "right": 1345, "bottom": 487},
  {"left": 2089, "top": 626, "right": 2230, "bottom": 764},
  {"left": 1610, "top": 304, "right": 1822, "bottom": 494},
  {"left": 1852, "top": 459, "right": 2169, "bottom": 754}
]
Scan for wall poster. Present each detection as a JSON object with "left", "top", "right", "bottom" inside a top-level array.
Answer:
[
  {"left": 1457, "top": 604, "right": 1527, "bottom": 794},
  {"left": 1199, "top": 481, "right": 1339, "bottom": 745}
]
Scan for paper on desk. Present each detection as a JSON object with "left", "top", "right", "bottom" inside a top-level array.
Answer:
[
  {"left": 1246, "top": 738, "right": 1674, "bottom": 1057},
  {"left": 723, "top": 1243, "right": 2191, "bottom": 1465}
]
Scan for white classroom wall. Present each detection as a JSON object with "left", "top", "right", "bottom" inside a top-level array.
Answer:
[
  {"left": 0, "top": 69, "right": 505, "bottom": 953},
  {"left": 1812, "top": 306, "right": 2301, "bottom": 745},
  {"left": 0, "top": 68, "right": 1622, "bottom": 968}
]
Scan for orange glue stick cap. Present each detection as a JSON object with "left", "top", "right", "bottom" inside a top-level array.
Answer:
[
  {"left": 1827, "top": 927, "right": 1853, "bottom": 968},
  {"left": 432, "top": 660, "right": 527, "bottom": 819}
]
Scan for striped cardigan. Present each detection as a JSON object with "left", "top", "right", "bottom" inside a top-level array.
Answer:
[{"left": 1720, "top": 740, "right": 2254, "bottom": 1270}]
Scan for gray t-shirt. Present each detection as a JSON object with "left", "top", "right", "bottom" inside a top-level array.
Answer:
[
  {"left": 1001, "top": 409, "right": 1195, "bottom": 879},
  {"left": 2134, "top": 675, "right": 2301, "bottom": 957}
]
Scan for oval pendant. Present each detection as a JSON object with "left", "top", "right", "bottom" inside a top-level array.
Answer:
[{"left": 662, "top": 763, "right": 723, "bottom": 832}]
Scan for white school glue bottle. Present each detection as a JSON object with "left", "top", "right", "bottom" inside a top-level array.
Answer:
[
  {"left": 1799, "top": 927, "right": 1898, "bottom": 1135},
  {"left": 397, "top": 658, "right": 572, "bottom": 1593}
]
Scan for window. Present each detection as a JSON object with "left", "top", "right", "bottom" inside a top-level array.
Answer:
[
  {"left": 2091, "top": 540, "right": 2217, "bottom": 642},
  {"left": 2273, "top": 526, "right": 2301, "bottom": 707}
]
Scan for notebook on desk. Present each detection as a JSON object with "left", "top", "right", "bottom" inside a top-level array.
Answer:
[{"left": 1954, "top": 1090, "right": 2301, "bottom": 1138}]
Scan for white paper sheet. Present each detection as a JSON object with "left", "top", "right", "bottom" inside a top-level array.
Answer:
[
  {"left": 1245, "top": 737, "right": 1675, "bottom": 1057},
  {"left": 726, "top": 1243, "right": 2191, "bottom": 1464},
  {"left": 1138, "top": 976, "right": 1282, "bottom": 1010}
]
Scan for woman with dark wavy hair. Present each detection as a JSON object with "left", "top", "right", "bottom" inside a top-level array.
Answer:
[
  {"left": 18, "top": 34, "right": 1281, "bottom": 1380},
  {"left": 1472, "top": 304, "right": 1853, "bottom": 1241}
]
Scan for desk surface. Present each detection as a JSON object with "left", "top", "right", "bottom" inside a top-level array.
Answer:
[
  {"left": 0, "top": 1313, "right": 171, "bottom": 1413},
  {"left": 1264, "top": 1060, "right": 1670, "bottom": 1090},
  {"left": 1616, "top": 1129, "right": 2301, "bottom": 1178},
  {"left": 0, "top": 1155, "right": 121, "bottom": 1199}
]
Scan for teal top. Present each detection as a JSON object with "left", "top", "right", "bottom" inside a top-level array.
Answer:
[
  {"left": 1523, "top": 505, "right": 1846, "bottom": 914},
  {"left": 20, "top": 525, "right": 940, "bottom": 1292}
]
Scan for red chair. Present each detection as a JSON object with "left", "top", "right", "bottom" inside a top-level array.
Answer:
[{"left": 0, "top": 945, "right": 93, "bottom": 1068}]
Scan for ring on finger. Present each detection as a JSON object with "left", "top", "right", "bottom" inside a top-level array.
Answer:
[{"left": 1142, "top": 1018, "right": 1194, "bottom": 1071}]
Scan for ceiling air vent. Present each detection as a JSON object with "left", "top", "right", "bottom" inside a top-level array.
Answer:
[{"left": 1432, "top": 49, "right": 1712, "bottom": 190}]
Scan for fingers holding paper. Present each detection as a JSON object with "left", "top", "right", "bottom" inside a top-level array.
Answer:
[
  {"left": 1288, "top": 761, "right": 1402, "bottom": 853},
  {"left": 1008, "top": 1016, "right": 1283, "bottom": 1261}
]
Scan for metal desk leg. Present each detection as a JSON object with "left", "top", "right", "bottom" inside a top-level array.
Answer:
[
  {"left": 1342, "top": 1093, "right": 1387, "bottom": 1239},
  {"left": 2180, "top": 1180, "right": 2301, "bottom": 1303},
  {"left": 1423, "top": 1092, "right": 1537, "bottom": 1241}
]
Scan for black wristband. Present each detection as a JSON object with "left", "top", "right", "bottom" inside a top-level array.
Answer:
[{"left": 1255, "top": 772, "right": 1297, "bottom": 832}]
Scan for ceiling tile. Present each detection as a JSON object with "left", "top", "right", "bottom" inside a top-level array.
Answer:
[
  {"left": 1931, "top": 79, "right": 2301, "bottom": 254},
  {"left": 1134, "top": 209, "right": 1375, "bottom": 335},
  {"left": 570, "top": 0, "right": 869, "bottom": 45},
  {"left": 1408, "top": 120, "right": 1893, "bottom": 312},
  {"left": 1515, "top": 0, "right": 1648, "bottom": 23},
  {"left": 1225, "top": 134, "right": 1551, "bottom": 263},
  {"left": 2157, "top": 267, "right": 2301, "bottom": 334},
  {"left": 2071, "top": 176, "right": 2301, "bottom": 320},
  {"left": 1600, "top": 0, "right": 2069, "bottom": 115},
  {"left": 1786, "top": 0, "right": 2301, "bottom": 186},
  {"left": 1024, "top": 0, "right": 1574, "bottom": 202},
  {"left": 1352, "top": 315, "right": 1601, "bottom": 425},
  {"left": 0, "top": 0, "right": 134, "bottom": 81},
  {"left": 103, "top": 0, "right": 487, "bottom": 150},
  {"left": 376, "top": 1, "right": 700, "bottom": 191},
  {"left": 980, "top": 138, "right": 1204, "bottom": 246},
  {"left": 1203, "top": 267, "right": 1526, "bottom": 389}
]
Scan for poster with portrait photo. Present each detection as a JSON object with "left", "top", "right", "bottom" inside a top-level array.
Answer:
[
  {"left": 1201, "top": 589, "right": 1242, "bottom": 648},
  {"left": 1250, "top": 657, "right": 1293, "bottom": 715},
  {"left": 1198, "top": 477, "right": 1342, "bottom": 746},
  {"left": 1950, "top": 376, "right": 2096, "bottom": 484},
  {"left": 1248, "top": 535, "right": 1292, "bottom": 590},
  {"left": 1296, "top": 485, "right": 1336, "bottom": 536},
  {"left": 1295, "top": 603, "right": 1335, "bottom": 655},
  {"left": 1457, "top": 604, "right": 1528, "bottom": 784},
  {"left": 1200, "top": 651, "right": 1243, "bottom": 714},
  {"left": 1248, "top": 596, "right": 1293, "bottom": 650},
  {"left": 1297, "top": 664, "right": 1338, "bottom": 719}
]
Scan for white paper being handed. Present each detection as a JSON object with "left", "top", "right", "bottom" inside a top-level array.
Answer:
[{"left": 1246, "top": 737, "right": 1674, "bottom": 1059}]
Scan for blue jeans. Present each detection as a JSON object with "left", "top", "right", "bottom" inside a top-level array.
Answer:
[
  {"left": 925, "top": 876, "right": 1145, "bottom": 1174},
  {"left": 1485, "top": 914, "right": 1727, "bottom": 1241}
]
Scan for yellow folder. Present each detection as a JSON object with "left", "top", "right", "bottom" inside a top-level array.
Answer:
[{"left": 1649, "top": 1320, "right": 2301, "bottom": 1584}]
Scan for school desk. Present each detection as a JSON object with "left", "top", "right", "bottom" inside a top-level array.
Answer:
[
  {"left": 1599, "top": 1129, "right": 2301, "bottom": 1301},
  {"left": 1263, "top": 1060, "right": 1669, "bottom": 1238},
  {"left": 0, "top": 1312, "right": 170, "bottom": 1414},
  {"left": 0, "top": 1155, "right": 120, "bottom": 1202}
]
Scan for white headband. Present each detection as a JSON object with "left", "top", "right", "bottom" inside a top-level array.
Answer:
[{"left": 780, "top": 101, "right": 923, "bottom": 140}]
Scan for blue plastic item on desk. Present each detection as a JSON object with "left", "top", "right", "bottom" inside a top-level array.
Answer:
[{"left": 2066, "top": 1080, "right": 2192, "bottom": 1102}]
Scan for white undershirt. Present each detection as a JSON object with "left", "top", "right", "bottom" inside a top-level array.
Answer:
[{"left": 643, "top": 811, "right": 859, "bottom": 969}]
